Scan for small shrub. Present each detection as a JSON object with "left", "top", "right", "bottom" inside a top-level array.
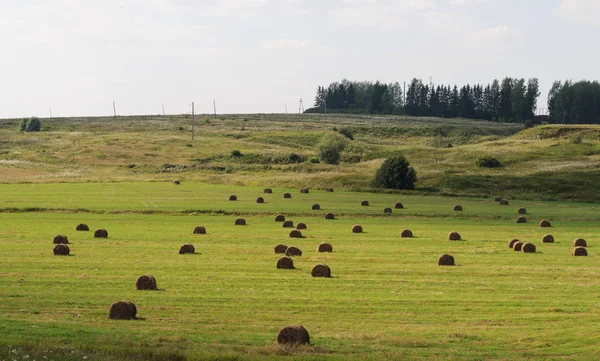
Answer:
[
  {"left": 231, "top": 150, "right": 242, "bottom": 157},
  {"left": 18, "top": 117, "right": 41, "bottom": 132},
  {"left": 316, "top": 133, "right": 347, "bottom": 165},
  {"left": 476, "top": 156, "right": 502, "bottom": 168},
  {"left": 287, "top": 153, "right": 302, "bottom": 163},
  {"left": 309, "top": 157, "right": 320, "bottom": 164},
  {"left": 571, "top": 135, "right": 582, "bottom": 144},
  {"left": 371, "top": 153, "right": 417, "bottom": 190},
  {"left": 337, "top": 127, "right": 354, "bottom": 140},
  {"left": 185, "top": 144, "right": 193, "bottom": 147},
  {"left": 204, "top": 117, "right": 211, "bottom": 125}
]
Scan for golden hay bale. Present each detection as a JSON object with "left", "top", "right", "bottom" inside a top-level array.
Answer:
[
  {"left": 573, "top": 238, "right": 587, "bottom": 247},
  {"left": 384, "top": 208, "right": 392, "bottom": 214},
  {"left": 401, "top": 229, "right": 413, "bottom": 238},
  {"left": 135, "top": 275, "right": 157, "bottom": 290},
  {"left": 312, "top": 204, "right": 321, "bottom": 210},
  {"left": 193, "top": 226, "right": 206, "bottom": 234},
  {"left": 494, "top": 196, "right": 502, "bottom": 202},
  {"left": 53, "top": 235, "right": 69, "bottom": 244},
  {"left": 518, "top": 208, "right": 527, "bottom": 215},
  {"left": 229, "top": 195, "right": 237, "bottom": 201},
  {"left": 448, "top": 231, "right": 461, "bottom": 241},
  {"left": 275, "top": 214, "right": 285, "bottom": 222},
  {"left": 311, "top": 264, "right": 331, "bottom": 277},
  {"left": 394, "top": 202, "right": 404, "bottom": 209},
  {"left": 286, "top": 246, "right": 302, "bottom": 256},
  {"left": 53, "top": 244, "right": 70, "bottom": 256},
  {"left": 108, "top": 300, "right": 137, "bottom": 320},
  {"left": 264, "top": 188, "right": 273, "bottom": 194},
  {"left": 508, "top": 239, "right": 520, "bottom": 248},
  {"left": 521, "top": 243, "right": 536, "bottom": 253},
  {"left": 351, "top": 224, "right": 363, "bottom": 233},
  {"left": 361, "top": 200, "right": 369, "bottom": 206},
  {"left": 173, "top": 180, "right": 181, "bottom": 185},
  {"left": 572, "top": 246, "right": 588, "bottom": 257},
  {"left": 516, "top": 216, "right": 527, "bottom": 224},
  {"left": 282, "top": 220, "right": 294, "bottom": 228},
  {"left": 438, "top": 254, "right": 455, "bottom": 266},
  {"left": 289, "top": 230, "right": 303, "bottom": 238},
  {"left": 454, "top": 205, "right": 463, "bottom": 211},
  {"left": 276, "top": 325, "right": 309, "bottom": 345},
  {"left": 542, "top": 234, "right": 554, "bottom": 243},
  {"left": 300, "top": 188, "right": 309, "bottom": 194},
  {"left": 513, "top": 242, "right": 524, "bottom": 251},
  {"left": 539, "top": 220, "right": 551, "bottom": 228},
  {"left": 499, "top": 199, "right": 509, "bottom": 205},
  {"left": 325, "top": 213, "right": 335, "bottom": 220},
  {"left": 326, "top": 188, "right": 334, "bottom": 192},
  {"left": 296, "top": 223, "right": 307, "bottom": 230},
  {"left": 179, "top": 243, "right": 195, "bottom": 254},
  {"left": 94, "top": 229, "right": 108, "bottom": 238},
  {"left": 76, "top": 224, "right": 89, "bottom": 231},
  {"left": 317, "top": 242, "right": 332, "bottom": 252},
  {"left": 235, "top": 218, "right": 246, "bottom": 226},
  {"left": 274, "top": 244, "right": 288, "bottom": 254},
  {"left": 277, "top": 256, "right": 295, "bottom": 269},
  {"left": 256, "top": 197, "right": 265, "bottom": 204}
]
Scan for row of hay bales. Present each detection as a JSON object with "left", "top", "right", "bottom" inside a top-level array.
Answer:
[
  {"left": 508, "top": 236, "right": 590, "bottom": 255},
  {"left": 52, "top": 226, "right": 108, "bottom": 255}
]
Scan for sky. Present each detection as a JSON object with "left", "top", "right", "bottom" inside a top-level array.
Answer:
[{"left": 0, "top": 0, "right": 598, "bottom": 118}]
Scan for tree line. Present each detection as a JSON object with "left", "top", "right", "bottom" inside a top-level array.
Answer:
[{"left": 548, "top": 80, "right": 600, "bottom": 124}]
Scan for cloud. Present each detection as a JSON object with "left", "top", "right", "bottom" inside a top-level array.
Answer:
[
  {"left": 556, "top": 0, "right": 600, "bottom": 26},
  {"left": 464, "top": 25, "right": 522, "bottom": 48},
  {"left": 260, "top": 39, "right": 311, "bottom": 49},
  {"left": 330, "top": 0, "right": 435, "bottom": 28},
  {"left": 450, "top": 0, "right": 488, "bottom": 5}
]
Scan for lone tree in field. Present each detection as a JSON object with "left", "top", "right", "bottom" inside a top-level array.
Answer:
[
  {"left": 316, "top": 133, "right": 346, "bottom": 165},
  {"left": 18, "top": 117, "right": 41, "bottom": 132},
  {"left": 371, "top": 153, "right": 417, "bottom": 190}
]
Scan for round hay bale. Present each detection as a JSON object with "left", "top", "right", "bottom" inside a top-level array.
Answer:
[
  {"left": 76, "top": 223, "right": 89, "bottom": 231},
  {"left": 539, "top": 219, "right": 551, "bottom": 228},
  {"left": 256, "top": 197, "right": 265, "bottom": 204},
  {"left": 276, "top": 256, "right": 295, "bottom": 269},
  {"left": 448, "top": 231, "right": 461, "bottom": 241},
  {"left": 311, "top": 264, "right": 331, "bottom": 277},
  {"left": 542, "top": 234, "right": 554, "bottom": 243},
  {"left": 173, "top": 180, "right": 181, "bottom": 185},
  {"left": 326, "top": 187, "right": 334, "bottom": 192},
  {"left": 384, "top": 208, "right": 392, "bottom": 214},
  {"left": 351, "top": 224, "right": 363, "bottom": 233},
  {"left": 394, "top": 202, "right": 404, "bottom": 209},
  {"left": 300, "top": 188, "right": 309, "bottom": 194},
  {"left": 573, "top": 238, "right": 587, "bottom": 247},
  {"left": 572, "top": 246, "right": 588, "bottom": 257},
  {"left": 94, "top": 229, "right": 108, "bottom": 238},
  {"left": 179, "top": 243, "right": 195, "bottom": 254},
  {"left": 296, "top": 223, "right": 307, "bottom": 230},
  {"left": 401, "top": 229, "right": 413, "bottom": 238},
  {"left": 325, "top": 213, "right": 335, "bottom": 220},
  {"left": 312, "top": 204, "right": 320, "bottom": 210},
  {"left": 135, "top": 275, "right": 157, "bottom": 290},
  {"left": 289, "top": 230, "right": 303, "bottom": 238},
  {"left": 235, "top": 218, "right": 246, "bottom": 226},
  {"left": 108, "top": 300, "right": 137, "bottom": 320},
  {"left": 283, "top": 193, "right": 292, "bottom": 199},
  {"left": 522, "top": 243, "right": 536, "bottom": 253},
  {"left": 513, "top": 242, "right": 524, "bottom": 251},
  {"left": 274, "top": 244, "right": 288, "bottom": 254},
  {"left": 317, "top": 242, "right": 332, "bottom": 252},
  {"left": 275, "top": 214, "right": 285, "bottom": 222},
  {"left": 264, "top": 188, "right": 273, "bottom": 194},
  {"left": 285, "top": 246, "right": 302, "bottom": 256},
  {"left": 516, "top": 216, "right": 527, "bottom": 224},
  {"left": 361, "top": 200, "right": 369, "bottom": 206},
  {"left": 193, "top": 226, "right": 206, "bottom": 235},
  {"left": 53, "top": 244, "right": 70, "bottom": 256},
  {"left": 454, "top": 205, "right": 463, "bottom": 211},
  {"left": 518, "top": 208, "right": 527, "bottom": 215},
  {"left": 494, "top": 196, "right": 502, "bottom": 202},
  {"left": 276, "top": 325, "right": 309, "bottom": 345},
  {"left": 508, "top": 239, "right": 520, "bottom": 248},
  {"left": 229, "top": 195, "right": 237, "bottom": 201},
  {"left": 53, "top": 235, "right": 69, "bottom": 244},
  {"left": 282, "top": 220, "right": 294, "bottom": 228},
  {"left": 499, "top": 199, "right": 509, "bottom": 205},
  {"left": 438, "top": 254, "right": 455, "bottom": 266}
]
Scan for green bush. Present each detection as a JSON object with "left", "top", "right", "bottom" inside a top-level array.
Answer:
[
  {"left": 476, "top": 156, "right": 502, "bottom": 168},
  {"left": 309, "top": 157, "right": 320, "bottom": 164},
  {"left": 231, "top": 150, "right": 242, "bottom": 157},
  {"left": 18, "top": 117, "right": 41, "bottom": 132},
  {"left": 571, "top": 135, "right": 583, "bottom": 144},
  {"left": 337, "top": 127, "right": 354, "bottom": 140},
  {"left": 316, "top": 133, "right": 347, "bottom": 165},
  {"left": 371, "top": 153, "right": 417, "bottom": 190},
  {"left": 287, "top": 153, "right": 303, "bottom": 163}
]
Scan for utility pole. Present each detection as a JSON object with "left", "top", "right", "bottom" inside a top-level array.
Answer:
[
  {"left": 162, "top": 105, "right": 165, "bottom": 116},
  {"left": 213, "top": 99, "right": 217, "bottom": 117},
  {"left": 285, "top": 103, "right": 288, "bottom": 114},
  {"left": 191, "top": 102, "right": 195, "bottom": 141},
  {"left": 298, "top": 98, "right": 304, "bottom": 114},
  {"left": 49, "top": 108, "right": 52, "bottom": 119},
  {"left": 113, "top": 101, "right": 117, "bottom": 118},
  {"left": 403, "top": 81, "right": 406, "bottom": 106}
]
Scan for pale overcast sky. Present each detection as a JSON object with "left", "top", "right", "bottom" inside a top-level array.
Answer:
[{"left": 0, "top": 0, "right": 598, "bottom": 118}]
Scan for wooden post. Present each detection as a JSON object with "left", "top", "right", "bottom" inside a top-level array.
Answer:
[{"left": 191, "top": 102, "right": 195, "bottom": 141}]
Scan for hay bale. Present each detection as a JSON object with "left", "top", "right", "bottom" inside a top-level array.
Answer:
[
  {"left": 499, "top": 199, "right": 509, "bottom": 205},
  {"left": 384, "top": 208, "right": 392, "bottom": 214},
  {"left": 325, "top": 213, "right": 335, "bottom": 220},
  {"left": 173, "top": 180, "right": 181, "bottom": 185},
  {"left": 276, "top": 256, "right": 295, "bottom": 269},
  {"left": 361, "top": 200, "right": 369, "bottom": 206},
  {"left": 235, "top": 218, "right": 246, "bottom": 226},
  {"left": 285, "top": 246, "right": 302, "bottom": 256},
  {"left": 264, "top": 188, "right": 273, "bottom": 194},
  {"left": 312, "top": 204, "right": 321, "bottom": 210},
  {"left": 179, "top": 243, "right": 195, "bottom": 254},
  {"left": 108, "top": 300, "right": 137, "bottom": 320},
  {"left": 518, "top": 208, "right": 527, "bottom": 215},
  {"left": 494, "top": 196, "right": 502, "bottom": 202},
  {"left": 508, "top": 239, "right": 520, "bottom": 248},
  {"left": 256, "top": 197, "right": 265, "bottom": 204},
  {"left": 318, "top": 242, "right": 332, "bottom": 252},
  {"left": 229, "top": 195, "right": 237, "bottom": 201},
  {"left": 572, "top": 246, "right": 588, "bottom": 257},
  {"left": 326, "top": 188, "right": 334, "bottom": 192},
  {"left": 193, "top": 226, "right": 206, "bottom": 234},
  {"left": 296, "top": 223, "right": 307, "bottom": 230},
  {"left": 289, "top": 230, "right": 303, "bottom": 238},
  {"left": 448, "top": 231, "right": 461, "bottom": 241},
  {"left": 513, "top": 242, "right": 524, "bottom": 251},
  {"left": 276, "top": 325, "right": 309, "bottom": 345},
  {"left": 275, "top": 214, "right": 285, "bottom": 222},
  {"left": 542, "top": 234, "right": 554, "bottom": 243},
  {"left": 283, "top": 193, "right": 292, "bottom": 199},
  {"left": 94, "top": 229, "right": 108, "bottom": 238},
  {"left": 274, "top": 244, "right": 288, "bottom": 254},
  {"left": 438, "top": 254, "right": 455, "bottom": 266},
  {"left": 522, "top": 243, "right": 536, "bottom": 253},
  {"left": 394, "top": 202, "right": 404, "bottom": 209},
  {"left": 135, "top": 275, "right": 157, "bottom": 290},
  {"left": 282, "top": 220, "right": 294, "bottom": 228},
  {"left": 311, "top": 264, "right": 331, "bottom": 277},
  {"left": 539, "top": 219, "right": 551, "bottom": 227},
  {"left": 573, "top": 238, "right": 587, "bottom": 247},
  {"left": 454, "top": 205, "right": 463, "bottom": 211},
  {"left": 401, "top": 229, "right": 413, "bottom": 238},
  {"left": 300, "top": 188, "right": 309, "bottom": 194},
  {"left": 351, "top": 224, "right": 363, "bottom": 233},
  {"left": 53, "top": 244, "right": 70, "bottom": 256},
  {"left": 53, "top": 235, "right": 69, "bottom": 244},
  {"left": 76, "top": 223, "right": 89, "bottom": 231},
  {"left": 516, "top": 216, "right": 527, "bottom": 224}
]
